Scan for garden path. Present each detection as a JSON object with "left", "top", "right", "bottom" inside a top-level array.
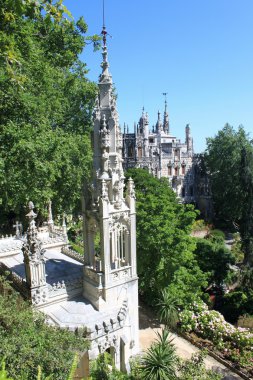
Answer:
[{"left": 139, "top": 303, "right": 244, "bottom": 380}]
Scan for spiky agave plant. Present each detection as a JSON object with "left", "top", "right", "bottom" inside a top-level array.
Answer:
[
  {"left": 157, "top": 289, "right": 179, "bottom": 329},
  {"left": 141, "top": 328, "right": 178, "bottom": 380}
]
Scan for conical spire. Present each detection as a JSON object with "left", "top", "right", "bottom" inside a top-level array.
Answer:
[
  {"left": 163, "top": 99, "right": 169, "bottom": 134},
  {"left": 156, "top": 110, "right": 163, "bottom": 133},
  {"left": 162, "top": 92, "right": 169, "bottom": 134}
]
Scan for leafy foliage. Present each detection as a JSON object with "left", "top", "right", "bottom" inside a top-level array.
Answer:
[
  {"left": 239, "top": 147, "right": 253, "bottom": 266},
  {"left": 194, "top": 237, "right": 235, "bottom": 285},
  {"left": 157, "top": 290, "right": 178, "bottom": 329},
  {"left": 179, "top": 300, "right": 253, "bottom": 370},
  {"left": 126, "top": 168, "right": 207, "bottom": 307},
  {"left": 0, "top": 360, "right": 13, "bottom": 380},
  {"left": 0, "top": 0, "right": 98, "bottom": 226},
  {"left": 205, "top": 124, "right": 252, "bottom": 226},
  {"left": 177, "top": 351, "right": 222, "bottom": 380},
  {"left": 89, "top": 352, "right": 129, "bottom": 380},
  {"left": 0, "top": 276, "right": 89, "bottom": 380},
  {"left": 220, "top": 267, "right": 253, "bottom": 323}
]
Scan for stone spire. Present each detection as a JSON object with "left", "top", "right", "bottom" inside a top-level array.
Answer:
[
  {"left": 22, "top": 201, "right": 48, "bottom": 305},
  {"left": 163, "top": 99, "right": 169, "bottom": 134},
  {"left": 156, "top": 110, "right": 163, "bottom": 133},
  {"left": 185, "top": 124, "right": 193, "bottom": 156}
]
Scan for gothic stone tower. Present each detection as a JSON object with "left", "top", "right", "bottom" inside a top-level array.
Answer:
[{"left": 82, "top": 26, "right": 139, "bottom": 362}]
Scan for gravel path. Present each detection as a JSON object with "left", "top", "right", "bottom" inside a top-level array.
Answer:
[{"left": 139, "top": 304, "right": 244, "bottom": 380}]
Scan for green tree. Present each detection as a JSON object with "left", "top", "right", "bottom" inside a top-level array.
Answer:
[
  {"left": 205, "top": 124, "right": 252, "bottom": 227},
  {"left": 0, "top": 276, "right": 89, "bottom": 380},
  {"left": 239, "top": 147, "right": 253, "bottom": 266},
  {"left": 141, "top": 329, "right": 177, "bottom": 380},
  {"left": 126, "top": 169, "right": 207, "bottom": 306},
  {"left": 194, "top": 238, "right": 235, "bottom": 285},
  {"left": 0, "top": 0, "right": 98, "bottom": 226}
]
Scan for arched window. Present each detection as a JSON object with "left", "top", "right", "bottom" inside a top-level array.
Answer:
[
  {"left": 128, "top": 145, "right": 134, "bottom": 158},
  {"left": 110, "top": 225, "right": 129, "bottom": 269}
]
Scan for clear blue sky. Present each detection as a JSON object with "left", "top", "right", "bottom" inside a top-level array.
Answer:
[{"left": 64, "top": 0, "right": 253, "bottom": 153}]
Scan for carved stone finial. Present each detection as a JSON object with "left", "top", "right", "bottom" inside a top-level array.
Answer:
[
  {"left": 62, "top": 213, "right": 68, "bottom": 242},
  {"left": 22, "top": 202, "right": 47, "bottom": 305},
  {"left": 25, "top": 201, "right": 38, "bottom": 242},
  {"left": 127, "top": 177, "right": 136, "bottom": 199},
  {"left": 13, "top": 220, "right": 22, "bottom": 238},
  {"left": 48, "top": 200, "right": 54, "bottom": 234},
  {"left": 26, "top": 201, "right": 37, "bottom": 220}
]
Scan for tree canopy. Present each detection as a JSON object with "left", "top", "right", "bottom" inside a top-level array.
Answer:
[
  {"left": 125, "top": 168, "right": 207, "bottom": 307},
  {"left": 205, "top": 124, "right": 253, "bottom": 265},
  {"left": 239, "top": 146, "right": 253, "bottom": 266},
  {"left": 194, "top": 237, "right": 235, "bottom": 285},
  {"left": 0, "top": 0, "right": 98, "bottom": 227},
  {"left": 205, "top": 124, "right": 252, "bottom": 226}
]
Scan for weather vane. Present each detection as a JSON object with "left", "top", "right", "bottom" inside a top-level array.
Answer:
[
  {"left": 101, "top": 0, "right": 112, "bottom": 46},
  {"left": 162, "top": 92, "right": 168, "bottom": 101}
]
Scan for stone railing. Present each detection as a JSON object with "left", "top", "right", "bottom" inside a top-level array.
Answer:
[
  {"left": 0, "top": 262, "right": 29, "bottom": 299},
  {"left": 61, "top": 246, "right": 85, "bottom": 264},
  {"left": 0, "top": 234, "right": 14, "bottom": 239},
  {"left": 48, "top": 276, "right": 83, "bottom": 298},
  {"left": 41, "top": 235, "right": 65, "bottom": 243},
  {"left": 0, "top": 240, "right": 22, "bottom": 254}
]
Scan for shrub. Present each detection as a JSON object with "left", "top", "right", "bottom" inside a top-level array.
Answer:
[
  {"left": 0, "top": 276, "right": 89, "bottom": 380},
  {"left": 179, "top": 300, "right": 253, "bottom": 368}
]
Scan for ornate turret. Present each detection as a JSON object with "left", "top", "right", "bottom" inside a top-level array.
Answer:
[
  {"left": 185, "top": 124, "right": 193, "bottom": 156},
  {"left": 22, "top": 201, "right": 48, "bottom": 305},
  {"left": 83, "top": 23, "right": 138, "bottom": 319}
]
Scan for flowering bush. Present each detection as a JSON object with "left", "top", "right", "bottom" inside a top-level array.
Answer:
[{"left": 179, "top": 300, "right": 253, "bottom": 368}]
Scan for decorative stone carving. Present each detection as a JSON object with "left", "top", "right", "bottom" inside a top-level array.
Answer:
[
  {"left": 22, "top": 201, "right": 48, "bottom": 305},
  {"left": 126, "top": 177, "right": 135, "bottom": 199},
  {"left": 13, "top": 221, "right": 23, "bottom": 238},
  {"left": 101, "top": 179, "right": 109, "bottom": 201},
  {"left": 97, "top": 334, "right": 118, "bottom": 353},
  {"left": 48, "top": 200, "right": 54, "bottom": 234},
  {"left": 82, "top": 23, "right": 139, "bottom": 368}
]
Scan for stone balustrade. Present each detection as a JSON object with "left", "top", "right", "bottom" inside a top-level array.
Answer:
[
  {"left": 48, "top": 276, "right": 83, "bottom": 298},
  {"left": 0, "top": 262, "right": 29, "bottom": 298},
  {"left": 61, "top": 246, "right": 85, "bottom": 264}
]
